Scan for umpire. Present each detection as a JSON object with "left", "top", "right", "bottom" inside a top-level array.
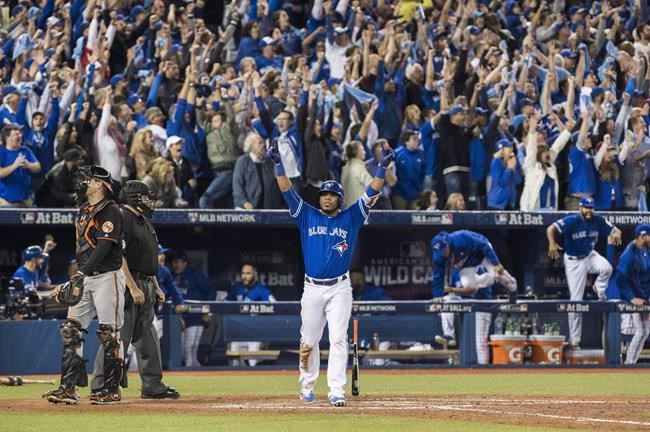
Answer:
[
  {"left": 44, "top": 166, "right": 126, "bottom": 405},
  {"left": 90, "top": 180, "right": 180, "bottom": 399}
]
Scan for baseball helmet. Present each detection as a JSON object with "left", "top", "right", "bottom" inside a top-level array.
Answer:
[
  {"left": 22, "top": 245, "right": 43, "bottom": 262},
  {"left": 73, "top": 165, "right": 114, "bottom": 196},
  {"left": 319, "top": 180, "right": 344, "bottom": 208},
  {"left": 120, "top": 180, "right": 157, "bottom": 217}
]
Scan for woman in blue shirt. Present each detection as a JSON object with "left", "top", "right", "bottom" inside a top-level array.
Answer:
[
  {"left": 236, "top": 22, "right": 262, "bottom": 65},
  {"left": 594, "top": 135, "right": 624, "bottom": 210},
  {"left": 487, "top": 139, "right": 522, "bottom": 210}
]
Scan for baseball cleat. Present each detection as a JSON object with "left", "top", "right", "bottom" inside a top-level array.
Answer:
[
  {"left": 90, "top": 389, "right": 121, "bottom": 405},
  {"left": 329, "top": 395, "right": 347, "bottom": 407},
  {"left": 300, "top": 390, "right": 315, "bottom": 404},
  {"left": 435, "top": 335, "right": 457, "bottom": 347},
  {"left": 142, "top": 387, "right": 181, "bottom": 400},
  {"left": 43, "top": 387, "right": 80, "bottom": 405}
]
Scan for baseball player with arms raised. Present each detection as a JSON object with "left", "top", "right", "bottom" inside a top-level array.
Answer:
[
  {"left": 615, "top": 224, "right": 650, "bottom": 364},
  {"left": 268, "top": 142, "right": 394, "bottom": 407},
  {"left": 43, "top": 166, "right": 126, "bottom": 405},
  {"left": 431, "top": 230, "right": 517, "bottom": 364},
  {"left": 546, "top": 196, "right": 622, "bottom": 347}
]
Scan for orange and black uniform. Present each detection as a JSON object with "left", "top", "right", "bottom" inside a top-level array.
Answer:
[{"left": 75, "top": 198, "right": 122, "bottom": 275}]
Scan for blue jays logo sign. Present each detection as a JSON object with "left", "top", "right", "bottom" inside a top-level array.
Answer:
[{"left": 332, "top": 240, "right": 349, "bottom": 256}]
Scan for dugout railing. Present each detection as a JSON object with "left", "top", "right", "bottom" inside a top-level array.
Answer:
[{"left": 160, "top": 300, "right": 650, "bottom": 368}]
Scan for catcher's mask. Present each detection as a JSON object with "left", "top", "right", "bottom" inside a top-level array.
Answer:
[
  {"left": 73, "top": 165, "right": 114, "bottom": 197},
  {"left": 119, "top": 180, "right": 157, "bottom": 218}
]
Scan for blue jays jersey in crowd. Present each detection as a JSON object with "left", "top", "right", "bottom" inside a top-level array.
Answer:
[
  {"left": 283, "top": 187, "right": 378, "bottom": 279},
  {"left": 432, "top": 231, "right": 500, "bottom": 298},
  {"left": 553, "top": 214, "right": 614, "bottom": 257},
  {"left": 226, "top": 282, "right": 276, "bottom": 301},
  {"left": 12, "top": 266, "right": 39, "bottom": 292},
  {"left": 615, "top": 241, "right": 650, "bottom": 301}
]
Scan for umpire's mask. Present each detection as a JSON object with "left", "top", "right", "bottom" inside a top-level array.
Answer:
[{"left": 120, "top": 180, "right": 157, "bottom": 218}]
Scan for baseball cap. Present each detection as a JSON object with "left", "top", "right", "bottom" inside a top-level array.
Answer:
[
  {"left": 115, "top": 13, "right": 127, "bottom": 22},
  {"left": 334, "top": 27, "right": 348, "bottom": 35},
  {"left": 579, "top": 197, "right": 595, "bottom": 208},
  {"left": 518, "top": 98, "right": 535, "bottom": 111},
  {"left": 127, "top": 93, "right": 143, "bottom": 108},
  {"left": 157, "top": 244, "right": 169, "bottom": 255},
  {"left": 109, "top": 73, "right": 126, "bottom": 88},
  {"left": 475, "top": 106, "right": 489, "bottom": 116},
  {"left": 259, "top": 37, "right": 276, "bottom": 49},
  {"left": 166, "top": 135, "right": 184, "bottom": 149},
  {"left": 130, "top": 5, "right": 145, "bottom": 22},
  {"left": 449, "top": 104, "right": 466, "bottom": 116},
  {"left": 496, "top": 138, "right": 513, "bottom": 150},
  {"left": 635, "top": 224, "right": 650, "bottom": 238},
  {"left": 171, "top": 250, "right": 188, "bottom": 261},
  {"left": 431, "top": 232, "right": 449, "bottom": 262},
  {"left": 11, "top": 5, "right": 25, "bottom": 16},
  {"left": 467, "top": 25, "right": 481, "bottom": 36},
  {"left": 472, "top": 10, "right": 485, "bottom": 17}
]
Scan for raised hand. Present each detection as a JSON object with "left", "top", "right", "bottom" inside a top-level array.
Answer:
[{"left": 379, "top": 143, "right": 395, "bottom": 168}]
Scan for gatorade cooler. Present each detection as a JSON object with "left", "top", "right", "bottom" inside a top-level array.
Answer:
[
  {"left": 528, "top": 335, "right": 567, "bottom": 364},
  {"left": 564, "top": 348, "right": 605, "bottom": 365},
  {"left": 488, "top": 335, "right": 528, "bottom": 364}
]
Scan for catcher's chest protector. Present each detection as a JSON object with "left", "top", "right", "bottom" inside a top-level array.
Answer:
[{"left": 75, "top": 200, "right": 113, "bottom": 262}]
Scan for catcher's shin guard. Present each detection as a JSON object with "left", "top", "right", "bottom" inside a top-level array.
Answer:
[
  {"left": 97, "top": 324, "right": 124, "bottom": 392},
  {"left": 59, "top": 319, "right": 86, "bottom": 391}
]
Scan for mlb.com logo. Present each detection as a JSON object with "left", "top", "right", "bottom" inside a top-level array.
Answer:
[{"left": 495, "top": 213, "right": 509, "bottom": 225}]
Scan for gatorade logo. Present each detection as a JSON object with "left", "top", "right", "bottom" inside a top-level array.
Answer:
[
  {"left": 547, "top": 348, "right": 560, "bottom": 363},
  {"left": 508, "top": 347, "right": 522, "bottom": 362}
]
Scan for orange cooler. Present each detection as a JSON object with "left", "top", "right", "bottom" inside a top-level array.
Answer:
[
  {"left": 489, "top": 335, "right": 528, "bottom": 364},
  {"left": 528, "top": 335, "right": 567, "bottom": 364}
]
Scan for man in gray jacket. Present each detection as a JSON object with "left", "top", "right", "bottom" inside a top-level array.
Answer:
[
  {"left": 197, "top": 88, "right": 241, "bottom": 208},
  {"left": 232, "top": 133, "right": 283, "bottom": 209}
]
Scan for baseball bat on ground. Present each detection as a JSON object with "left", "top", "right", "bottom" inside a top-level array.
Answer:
[
  {"left": 0, "top": 376, "right": 55, "bottom": 386},
  {"left": 351, "top": 317, "right": 360, "bottom": 396}
]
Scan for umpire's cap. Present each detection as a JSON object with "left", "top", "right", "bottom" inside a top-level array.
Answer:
[
  {"left": 635, "top": 224, "right": 650, "bottom": 238},
  {"left": 431, "top": 232, "right": 450, "bottom": 262},
  {"left": 22, "top": 245, "right": 43, "bottom": 261},
  {"left": 579, "top": 197, "right": 595, "bottom": 208},
  {"left": 319, "top": 180, "right": 344, "bottom": 208}
]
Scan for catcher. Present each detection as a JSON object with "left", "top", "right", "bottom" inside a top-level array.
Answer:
[{"left": 43, "top": 166, "right": 126, "bottom": 405}]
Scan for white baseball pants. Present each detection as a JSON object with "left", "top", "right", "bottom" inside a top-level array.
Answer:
[
  {"left": 183, "top": 325, "right": 204, "bottom": 367},
  {"left": 458, "top": 259, "right": 517, "bottom": 293},
  {"left": 475, "top": 312, "right": 492, "bottom": 365},
  {"left": 299, "top": 275, "right": 352, "bottom": 399},
  {"left": 625, "top": 313, "right": 650, "bottom": 364},
  {"left": 441, "top": 294, "right": 461, "bottom": 338},
  {"left": 563, "top": 251, "right": 612, "bottom": 345}
]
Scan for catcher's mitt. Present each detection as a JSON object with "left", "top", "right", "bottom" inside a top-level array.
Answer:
[{"left": 55, "top": 274, "right": 84, "bottom": 306}]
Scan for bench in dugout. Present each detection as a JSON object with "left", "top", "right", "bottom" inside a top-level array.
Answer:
[{"left": 223, "top": 314, "right": 459, "bottom": 365}]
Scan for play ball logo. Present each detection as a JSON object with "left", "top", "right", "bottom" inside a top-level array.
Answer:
[
  {"left": 508, "top": 346, "right": 522, "bottom": 362},
  {"left": 547, "top": 347, "right": 561, "bottom": 363}
]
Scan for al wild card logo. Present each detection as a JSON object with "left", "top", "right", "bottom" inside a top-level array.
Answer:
[{"left": 332, "top": 240, "right": 349, "bottom": 256}]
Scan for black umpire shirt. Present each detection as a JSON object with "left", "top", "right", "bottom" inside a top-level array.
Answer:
[
  {"left": 76, "top": 199, "right": 123, "bottom": 275},
  {"left": 121, "top": 206, "right": 158, "bottom": 276}
]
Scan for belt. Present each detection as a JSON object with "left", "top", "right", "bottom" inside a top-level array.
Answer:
[
  {"left": 305, "top": 274, "right": 348, "bottom": 286},
  {"left": 566, "top": 254, "right": 588, "bottom": 261},
  {"left": 132, "top": 271, "right": 155, "bottom": 282}
]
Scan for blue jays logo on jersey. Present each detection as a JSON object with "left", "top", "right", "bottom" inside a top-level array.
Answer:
[{"left": 332, "top": 240, "right": 349, "bottom": 256}]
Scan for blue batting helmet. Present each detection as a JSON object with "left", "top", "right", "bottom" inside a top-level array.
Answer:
[
  {"left": 319, "top": 180, "right": 344, "bottom": 208},
  {"left": 22, "top": 245, "right": 44, "bottom": 262}
]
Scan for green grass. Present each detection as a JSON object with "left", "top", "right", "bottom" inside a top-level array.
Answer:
[
  {"left": 2, "top": 372, "right": 648, "bottom": 432},
  {"left": 4, "top": 412, "right": 578, "bottom": 432},
  {"left": 3, "top": 371, "right": 650, "bottom": 399}
]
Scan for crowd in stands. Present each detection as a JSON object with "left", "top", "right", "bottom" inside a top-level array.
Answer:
[{"left": 0, "top": 0, "right": 649, "bottom": 211}]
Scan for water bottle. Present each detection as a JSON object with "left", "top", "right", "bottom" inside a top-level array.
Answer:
[
  {"left": 505, "top": 318, "right": 513, "bottom": 336},
  {"left": 552, "top": 323, "right": 560, "bottom": 336},
  {"left": 513, "top": 317, "right": 521, "bottom": 336},
  {"left": 372, "top": 332, "right": 380, "bottom": 350},
  {"left": 531, "top": 314, "right": 539, "bottom": 335},
  {"left": 494, "top": 314, "right": 504, "bottom": 335}
]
